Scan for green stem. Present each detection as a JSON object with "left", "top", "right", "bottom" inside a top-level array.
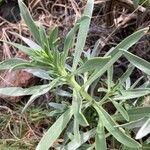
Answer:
[{"left": 67, "top": 75, "right": 95, "bottom": 104}]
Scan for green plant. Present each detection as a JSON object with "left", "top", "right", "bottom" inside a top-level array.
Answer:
[
  {"left": 0, "top": 0, "right": 150, "bottom": 149},
  {"left": 133, "top": 0, "right": 150, "bottom": 7}
]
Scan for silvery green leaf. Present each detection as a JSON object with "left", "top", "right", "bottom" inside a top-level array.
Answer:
[
  {"left": 83, "top": 28, "right": 149, "bottom": 88},
  {"left": 72, "top": 0, "right": 94, "bottom": 71},
  {"left": 121, "top": 50, "right": 150, "bottom": 75},
  {"left": 136, "top": 117, "right": 150, "bottom": 139},
  {"left": 24, "top": 69, "right": 51, "bottom": 80},
  {"left": 115, "top": 117, "right": 149, "bottom": 129},
  {"left": 22, "top": 78, "right": 59, "bottom": 112},
  {"left": 36, "top": 107, "right": 73, "bottom": 150},
  {"left": 94, "top": 105, "right": 141, "bottom": 148},
  {"left": 18, "top": 0, "right": 41, "bottom": 45},
  {"left": 114, "top": 88, "right": 150, "bottom": 100},
  {"left": 63, "top": 129, "right": 96, "bottom": 150},
  {"left": 0, "top": 58, "right": 29, "bottom": 70}
]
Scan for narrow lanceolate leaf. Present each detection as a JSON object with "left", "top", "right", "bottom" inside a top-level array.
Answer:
[
  {"left": 0, "top": 84, "right": 50, "bottom": 96},
  {"left": 0, "top": 58, "right": 29, "bottom": 70},
  {"left": 18, "top": 0, "right": 41, "bottom": 45},
  {"left": 94, "top": 105, "right": 141, "bottom": 148},
  {"left": 114, "top": 88, "right": 150, "bottom": 100},
  {"left": 112, "top": 101, "right": 129, "bottom": 121},
  {"left": 115, "top": 117, "right": 149, "bottom": 129},
  {"left": 36, "top": 107, "right": 73, "bottom": 150},
  {"left": 24, "top": 69, "right": 51, "bottom": 80},
  {"left": 72, "top": 0, "right": 94, "bottom": 71},
  {"left": 39, "top": 24, "right": 49, "bottom": 51},
  {"left": 62, "top": 16, "right": 90, "bottom": 65},
  {"left": 107, "top": 66, "right": 113, "bottom": 91},
  {"left": 95, "top": 121, "right": 107, "bottom": 150},
  {"left": 83, "top": 28, "right": 149, "bottom": 88},
  {"left": 9, "top": 32, "right": 42, "bottom": 50},
  {"left": 22, "top": 78, "right": 59, "bottom": 112},
  {"left": 73, "top": 119, "right": 81, "bottom": 143},
  {"left": 74, "top": 57, "right": 111, "bottom": 74},
  {"left": 64, "top": 129, "right": 96, "bottom": 150},
  {"left": 136, "top": 117, "right": 150, "bottom": 139},
  {"left": 114, "top": 64, "right": 134, "bottom": 90},
  {"left": 62, "top": 23, "right": 80, "bottom": 65},
  {"left": 72, "top": 89, "right": 89, "bottom": 127},
  {"left": 121, "top": 50, "right": 150, "bottom": 75},
  {"left": 49, "top": 26, "right": 59, "bottom": 51},
  {"left": 113, "top": 107, "right": 150, "bottom": 122},
  {"left": 0, "top": 41, "right": 35, "bottom": 56}
]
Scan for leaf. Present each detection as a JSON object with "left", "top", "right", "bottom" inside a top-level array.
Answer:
[
  {"left": 24, "top": 69, "right": 51, "bottom": 80},
  {"left": 49, "top": 26, "right": 59, "bottom": 51},
  {"left": 136, "top": 117, "right": 150, "bottom": 139},
  {"left": 55, "top": 89, "right": 72, "bottom": 97},
  {"left": 107, "top": 66, "right": 113, "bottom": 91},
  {"left": 94, "top": 105, "right": 141, "bottom": 148},
  {"left": 115, "top": 117, "right": 149, "bottom": 129},
  {"left": 39, "top": 24, "right": 49, "bottom": 51},
  {"left": 62, "top": 16, "right": 90, "bottom": 65},
  {"left": 73, "top": 119, "right": 81, "bottom": 143},
  {"left": 0, "top": 41, "right": 35, "bottom": 56},
  {"left": 36, "top": 107, "right": 73, "bottom": 150},
  {"left": 114, "top": 64, "right": 134, "bottom": 90},
  {"left": 18, "top": 34, "right": 42, "bottom": 50},
  {"left": 63, "top": 129, "right": 96, "bottom": 150},
  {"left": 72, "top": 89, "right": 89, "bottom": 127},
  {"left": 62, "top": 23, "right": 80, "bottom": 65},
  {"left": 95, "top": 121, "right": 107, "bottom": 150},
  {"left": 49, "top": 102, "right": 67, "bottom": 110},
  {"left": 74, "top": 57, "right": 111, "bottom": 74},
  {"left": 72, "top": 0, "right": 94, "bottom": 71},
  {"left": 22, "top": 78, "right": 59, "bottom": 112},
  {"left": 0, "top": 58, "right": 29, "bottom": 70},
  {"left": 91, "top": 39, "right": 101, "bottom": 58},
  {"left": 0, "top": 84, "right": 50, "bottom": 96},
  {"left": 121, "top": 50, "right": 150, "bottom": 75},
  {"left": 113, "top": 101, "right": 129, "bottom": 121},
  {"left": 133, "top": 0, "right": 140, "bottom": 8},
  {"left": 114, "top": 88, "right": 150, "bottom": 100},
  {"left": 83, "top": 28, "right": 149, "bottom": 88},
  {"left": 113, "top": 107, "right": 150, "bottom": 122},
  {"left": 18, "top": 0, "right": 41, "bottom": 45}
]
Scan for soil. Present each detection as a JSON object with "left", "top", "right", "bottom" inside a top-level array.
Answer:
[{"left": 0, "top": 0, "right": 20, "bottom": 23}]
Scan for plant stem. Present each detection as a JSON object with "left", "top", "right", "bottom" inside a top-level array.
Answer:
[{"left": 67, "top": 75, "right": 96, "bottom": 104}]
